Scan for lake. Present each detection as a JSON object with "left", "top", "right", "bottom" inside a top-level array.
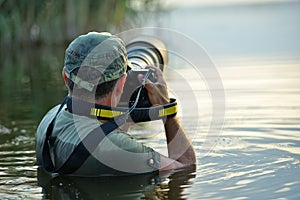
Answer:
[{"left": 0, "top": 1, "right": 300, "bottom": 199}]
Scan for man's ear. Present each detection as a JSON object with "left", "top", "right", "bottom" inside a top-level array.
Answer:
[
  {"left": 62, "top": 68, "right": 68, "bottom": 87},
  {"left": 116, "top": 74, "right": 127, "bottom": 95}
]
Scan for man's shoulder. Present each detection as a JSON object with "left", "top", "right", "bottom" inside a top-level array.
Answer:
[
  {"left": 35, "top": 105, "right": 61, "bottom": 164},
  {"left": 36, "top": 105, "right": 60, "bottom": 137}
]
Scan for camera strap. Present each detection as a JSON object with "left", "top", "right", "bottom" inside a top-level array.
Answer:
[{"left": 66, "top": 96, "right": 178, "bottom": 123}]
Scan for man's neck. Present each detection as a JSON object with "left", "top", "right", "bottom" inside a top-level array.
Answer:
[
  {"left": 95, "top": 95, "right": 114, "bottom": 107},
  {"left": 70, "top": 92, "right": 115, "bottom": 107}
]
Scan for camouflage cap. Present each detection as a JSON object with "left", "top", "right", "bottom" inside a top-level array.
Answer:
[{"left": 64, "top": 32, "right": 129, "bottom": 91}]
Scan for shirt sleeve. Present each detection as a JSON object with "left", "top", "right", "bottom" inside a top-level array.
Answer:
[{"left": 91, "top": 130, "right": 161, "bottom": 174}]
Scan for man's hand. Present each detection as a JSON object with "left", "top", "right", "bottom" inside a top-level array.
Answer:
[{"left": 137, "top": 66, "right": 169, "bottom": 106}]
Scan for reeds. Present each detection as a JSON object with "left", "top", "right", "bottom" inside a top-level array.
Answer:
[{"left": 0, "top": 0, "right": 161, "bottom": 47}]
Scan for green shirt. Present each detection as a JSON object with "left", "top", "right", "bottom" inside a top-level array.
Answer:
[{"left": 35, "top": 105, "right": 160, "bottom": 176}]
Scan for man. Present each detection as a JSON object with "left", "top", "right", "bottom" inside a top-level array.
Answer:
[{"left": 35, "top": 32, "right": 196, "bottom": 176}]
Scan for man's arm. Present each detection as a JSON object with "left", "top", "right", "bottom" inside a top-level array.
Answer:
[
  {"left": 139, "top": 66, "right": 196, "bottom": 171},
  {"left": 160, "top": 116, "right": 196, "bottom": 170}
]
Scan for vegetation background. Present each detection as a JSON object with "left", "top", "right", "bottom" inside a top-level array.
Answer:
[{"left": 0, "top": 0, "right": 162, "bottom": 123}]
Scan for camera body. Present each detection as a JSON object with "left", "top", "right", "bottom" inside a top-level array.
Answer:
[
  {"left": 118, "top": 36, "right": 168, "bottom": 108},
  {"left": 125, "top": 69, "right": 155, "bottom": 108}
]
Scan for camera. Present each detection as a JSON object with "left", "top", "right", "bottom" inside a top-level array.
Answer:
[{"left": 118, "top": 36, "right": 168, "bottom": 108}]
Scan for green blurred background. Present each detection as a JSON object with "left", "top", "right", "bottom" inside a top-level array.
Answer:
[{"left": 0, "top": 0, "right": 162, "bottom": 125}]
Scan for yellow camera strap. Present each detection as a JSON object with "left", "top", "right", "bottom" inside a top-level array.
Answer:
[{"left": 66, "top": 97, "right": 177, "bottom": 122}]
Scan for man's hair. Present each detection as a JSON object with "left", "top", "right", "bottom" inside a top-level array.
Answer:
[{"left": 67, "top": 67, "right": 119, "bottom": 100}]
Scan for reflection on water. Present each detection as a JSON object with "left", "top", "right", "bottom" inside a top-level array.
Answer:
[
  {"left": 0, "top": 46, "right": 66, "bottom": 199},
  {"left": 37, "top": 166, "right": 196, "bottom": 199},
  {"left": 0, "top": 46, "right": 66, "bottom": 124}
]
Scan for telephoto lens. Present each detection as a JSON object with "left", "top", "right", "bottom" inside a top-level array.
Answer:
[{"left": 126, "top": 36, "right": 168, "bottom": 71}]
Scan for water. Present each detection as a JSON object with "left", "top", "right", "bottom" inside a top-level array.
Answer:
[{"left": 1, "top": 1, "right": 300, "bottom": 199}]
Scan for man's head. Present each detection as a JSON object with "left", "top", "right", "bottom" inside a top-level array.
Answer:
[{"left": 62, "top": 32, "right": 129, "bottom": 103}]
